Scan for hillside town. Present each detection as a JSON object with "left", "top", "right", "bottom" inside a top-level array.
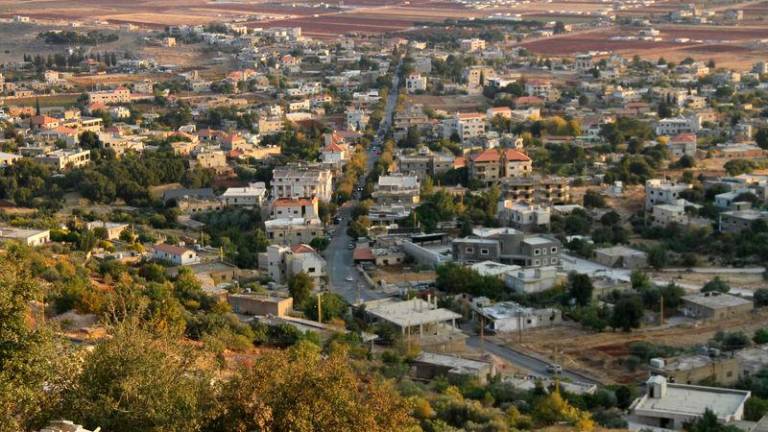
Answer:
[{"left": 3, "top": 2, "right": 768, "bottom": 432}]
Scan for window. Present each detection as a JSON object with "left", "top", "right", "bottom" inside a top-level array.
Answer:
[
  {"left": 533, "top": 248, "right": 540, "bottom": 256},
  {"left": 551, "top": 258, "right": 558, "bottom": 265},
  {"left": 308, "top": 267, "right": 316, "bottom": 273},
  {"left": 465, "top": 247, "right": 474, "bottom": 254},
  {"left": 533, "top": 259, "right": 540, "bottom": 266},
  {"left": 480, "top": 248, "right": 489, "bottom": 256},
  {"left": 551, "top": 247, "right": 558, "bottom": 254}
]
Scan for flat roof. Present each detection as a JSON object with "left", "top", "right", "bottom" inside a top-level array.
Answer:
[
  {"left": 682, "top": 293, "right": 753, "bottom": 309},
  {"left": 523, "top": 236, "right": 554, "bottom": 246},
  {"left": 415, "top": 352, "right": 490, "bottom": 371},
  {"left": 633, "top": 382, "right": 749, "bottom": 419},
  {"left": 364, "top": 298, "right": 461, "bottom": 328}
]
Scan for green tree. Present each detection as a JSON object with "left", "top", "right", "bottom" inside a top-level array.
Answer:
[
  {"left": 303, "top": 292, "right": 346, "bottom": 322},
  {"left": 754, "top": 288, "right": 768, "bottom": 307},
  {"left": 567, "top": 273, "right": 594, "bottom": 306},
  {"left": 583, "top": 189, "right": 606, "bottom": 208},
  {"left": 61, "top": 321, "right": 215, "bottom": 432},
  {"left": 754, "top": 328, "right": 768, "bottom": 345},
  {"left": 288, "top": 272, "right": 314, "bottom": 306},
  {"left": 701, "top": 276, "right": 730, "bottom": 294},
  {"left": 610, "top": 294, "right": 644, "bottom": 332},
  {"left": 648, "top": 246, "right": 668, "bottom": 269}
]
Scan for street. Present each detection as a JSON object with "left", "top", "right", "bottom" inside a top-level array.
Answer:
[
  {"left": 326, "top": 57, "right": 402, "bottom": 304},
  {"left": 466, "top": 336, "right": 602, "bottom": 385}
]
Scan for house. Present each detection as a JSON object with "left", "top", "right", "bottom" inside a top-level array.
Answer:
[
  {"left": 0, "top": 226, "right": 50, "bottom": 246},
  {"left": 655, "top": 116, "right": 698, "bottom": 136},
  {"left": 468, "top": 148, "right": 532, "bottom": 186},
  {"left": 264, "top": 217, "right": 324, "bottom": 246},
  {"left": 87, "top": 87, "right": 131, "bottom": 105},
  {"left": 151, "top": 244, "right": 199, "bottom": 266},
  {"left": 270, "top": 197, "right": 319, "bottom": 219},
  {"left": 36, "top": 149, "right": 91, "bottom": 170},
  {"left": 263, "top": 243, "right": 326, "bottom": 283},
  {"left": 271, "top": 165, "right": 333, "bottom": 202},
  {"left": 628, "top": 376, "right": 750, "bottom": 430},
  {"left": 411, "top": 352, "right": 495, "bottom": 384},
  {"left": 667, "top": 133, "right": 697, "bottom": 158},
  {"left": 320, "top": 141, "right": 348, "bottom": 166},
  {"left": 504, "top": 266, "right": 559, "bottom": 294},
  {"left": 372, "top": 173, "right": 421, "bottom": 208},
  {"left": 472, "top": 301, "right": 562, "bottom": 333},
  {"left": 680, "top": 292, "right": 754, "bottom": 320},
  {"left": 345, "top": 107, "right": 369, "bottom": 131},
  {"left": 405, "top": 74, "right": 427, "bottom": 93},
  {"left": 500, "top": 176, "right": 570, "bottom": 204},
  {"left": 719, "top": 209, "right": 768, "bottom": 233},
  {"left": 645, "top": 179, "right": 692, "bottom": 209},
  {"left": 444, "top": 112, "right": 486, "bottom": 142},
  {"left": 650, "top": 202, "right": 688, "bottom": 227},
  {"left": 361, "top": 297, "right": 464, "bottom": 349},
  {"left": 85, "top": 221, "right": 129, "bottom": 240},
  {"left": 220, "top": 182, "right": 267, "bottom": 207},
  {"left": 452, "top": 227, "right": 561, "bottom": 268},
  {"left": 594, "top": 245, "right": 647, "bottom": 269},
  {"left": 650, "top": 354, "right": 741, "bottom": 386},
  {"left": 497, "top": 201, "right": 550, "bottom": 230},
  {"left": 460, "top": 38, "right": 486, "bottom": 52},
  {"left": 228, "top": 293, "right": 293, "bottom": 317}
]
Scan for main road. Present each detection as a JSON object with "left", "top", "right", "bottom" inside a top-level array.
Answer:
[{"left": 326, "top": 57, "right": 402, "bottom": 304}]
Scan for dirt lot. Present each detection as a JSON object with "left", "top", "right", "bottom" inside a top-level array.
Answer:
[{"left": 499, "top": 308, "right": 768, "bottom": 384}]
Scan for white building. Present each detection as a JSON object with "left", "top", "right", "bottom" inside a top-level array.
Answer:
[
  {"left": 271, "top": 165, "right": 333, "bottom": 202},
  {"left": 628, "top": 375, "right": 750, "bottom": 430},
  {"left": 346, "top": 107, "right": 370, "bottom": 131},
  {"left": 645, "top": 179, "right": 692, "bottom": 209},
  {"left": 497, "top": 201, "right": 551, "bottom": 230},
  {"left": 220, "top": 182, "right": 267, "bottom": 207},
  {"left": 0, "top": 226, "right": 50, "bottom": 246},
  {"left": 151, "top": 244, "right": 199, "bottom": 266},
  {"left": 472, "top": 301, "right": 562, "bottom": 333},
  {"left": 405, "top": 74, "right": 427, "bottom": 93},
  {"left": 504, "top": 266, "right": 559, "bottom": 294},
  {"left": 263, "top": 243, "right": 326, "bottom": 284},
  {"left": 655, "top": 116, "right": 699, "bottom": 136}
]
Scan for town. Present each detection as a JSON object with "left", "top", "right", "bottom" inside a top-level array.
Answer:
[{"left": 2, "top": 0, "right": 768, "bottom": 431}]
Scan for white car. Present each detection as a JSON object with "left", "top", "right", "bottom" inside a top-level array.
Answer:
[{"left": 345, "top": 276, "right": 354, "bottom": 282}]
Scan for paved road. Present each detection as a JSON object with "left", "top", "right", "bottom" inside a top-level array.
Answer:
[
  {"left": 326, "top": 58, "right": 402, "bottom": 304},
  {"left": 466, "top": 336, "right": 602, "bottom": 385}
]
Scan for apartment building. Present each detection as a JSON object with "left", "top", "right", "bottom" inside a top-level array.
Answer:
[
  {"left": 452, "top": 227, "right": 561, "bottom": 268},
  {"left": 271, "top": 165, "right": 333, "bottom": 202},
  {"left": 499, "top": 176, "right": 570, "bottom": 204},
  {"left": 372, "top": 173, "right": 421, "bottom": 208},
  {"left": 460, "top": 38, "right": 486, "bottom": 52},
  {"left": 468, "top": 148, "right": 532, "bottom": 186},
  {"left": 270, "top": 197, "right": 319, "bottom": 219},
  {"left": 264, "top": 217, "right": 324, "bottom": 246},
  {"left": 87, "top": 87, "right": 132, "bottom": 105},
  {"left": 645, "top": 179, "right": 692, "bottom": 209},
  {"left": 37, "top": 148, "right": 91, "bottom": 170},
  {"left": 405, "top": 74, "right": 427, "bottom": 93},
  {"left": 444, "top": 112, "right": 486, "bottom": 142}
]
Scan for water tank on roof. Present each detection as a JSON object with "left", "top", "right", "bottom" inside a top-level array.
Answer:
[{"left": 649, "top": 358, "right": 665, "bottom": 369}]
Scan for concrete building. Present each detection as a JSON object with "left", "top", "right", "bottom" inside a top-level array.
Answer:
[
  {"left": 445, "top": 112, "right": 486, "bottom": 142},
  {"left": 264, "top": 217, "right": 323, "bottom": 246},
  {"left": 411, "top": 352, "right": 495, "bottom": 384},
  {"left": 362, "top": 297, "right": 464, "bottom": 349},
  {"left": 719, "top": 209, "right": 768, "bottom": 233},
  {"left": 650, "top": 202, "right": 688, "bottom": 227},
  {"left": 472, "top": 301, "right": 562, "bottom": 333},
  {"left": 500, "top": 176, "right": 570, "bottom": 204},
  {"left": 270, "top": 197, "right": 319, "bottom": 220},
  {"left": 460, "top": 38, "right": 486, "bottom": 52},
  {"left": 271, "top": 165, "right": 333, "bottom": 202},
  {"left": 496, "top": 201, "right": 551, "bottom": 230},
  {"left": 680, "top": 292, "right": 754, "bottom": 320},
  {"left": 650, "top": 355, "right": 741, "bottom": 386},
  {"left": 628, "top": 376, "right": 749, "bottom": 430},
  {"left": 151, "top": 244, "right": 199, "bottom": 266},
  {"left": 0, "top": 226, "right": 50, "bottom": 246},
  {"left": 594, "top": 245, "right": 648, "bottom": 269},
  {"left": 667, "top": 133, "right": 698, "bottom": 158},
  {"left": 228, "top": 294, "right": 293, "bottom": 317},
  {"left": 37, "top": 148, "right": 91, "bottom": 170},
  {"left": 220, "top": 182, "right": 267, "bottom": 207},
  {"left": 504, "top": 266, "right": 559, "bottom": 294},
  {"left": 468, "top": 148, "right": 532, "bottom": 186},
  {"left": 452, "top": 227, "right": 561, "bottom": 268},
  {"left": 405, "top": 74, "right": 427, "bottom": 93},
  {"left": 396, "top": 147, "right": 455, "bottom": 181},
  {"left": 372, "top": 173, "right": 421, "bottom": 208},
  {"left": 85, "top": 221, "right": 129, "bottom": 241},
  {"left": 645, "top": 179, "right": 692, "bottom": 209},
  {"left": 87, "top": 87, "right": 131, "bottom": 105},
  {"left": 0, "top": 152, "right": 22, "bottom": 168}
]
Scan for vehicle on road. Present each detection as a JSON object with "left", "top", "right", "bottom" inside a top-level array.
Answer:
[
  {"left": 546, "top": 364, "right": 562, "bottom": 374},
  {"left": 348, "top": 243, "right": 355, "bottom": 249},
  {"left": 345, "top": 276, "right": 354, "bottom": 282}
]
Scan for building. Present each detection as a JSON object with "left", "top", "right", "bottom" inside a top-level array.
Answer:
[
  {"left": 504, "top": 266, "right": 559, "bottom": 294},
  {"left": 37, "top": 149, "right": 90, "bottom": 170},
  {"left": 719, "top": 209, "right": 768, "bottom": 233},
  {"left": 667, "top": 133, "right": 697, "bottom": 158},
  {"left": 460, "top": 38, "right": 486, "bottom": 52},
  {"left": 85, "top": 221, "right": 129, "bottom": 240},
  {"left": 680, "top": 292, "right": 754, "bottom": 320},
  {"left": 372, "top": 173, "right": 421, "bottom": 208},
  {"left": 500, "top": 176, "right": 570, "bottom": 204},
  {"left": 87, "top": 87, "right": 131, "bottom": 105},
  {"left": 271, "top": 165, "right": 333, "bottom": 202},
  {"left": 645, "top": 179, "right": 692, "bottom": 209},
  {"left": 361, "top": 297, "right": 464, "bottom": 349},
  {"left": 264, "top": 217, "right": 324, "bottom": 246},
  {"left": 445, "top": 112, "right": 486, "bottom": 143},
  {"left": 411, "top": 352, "right": 495, "bottom": 384},
  {"left": 405, "top": 74, "right": 427, "bottom": 93},
  {"left": 650, "top": 354, "right": 741, "bottom": 386},
  {"left": 628, "top": 376, "right": 750, "bottom": 430},
  {"left": 220, "top": 182, "right": 267, "bottom": 207},
  {"left": 452, "top": 227, "right": 561, "bottom": 268},
  {"left": 655, "top": 116, "right": 698, "bottom": 136},
  {"left": 396, "top": 147, "right": 454, "bottom": 181},
  {"left": 270, "top": 197, "right": 319, "bottom": 219},
  {"left": 36, "top": 420, "right": 98, "bottom": 432},
  {"left": 497, "top": 201, "right": 551, "bottom": 230},
  {"left": 472, "top": 301, "right": 562, "bottom": 333},
  {"left": 464, "top": 66, "right": 495, "bottom": 87},
  {"left": 650, "top": 202, "right": 688, "bottom": 227},
  {"left": 594, "top": 245, "right": 647, "bottom": 269},
  {"left": 468, "top": 148, "right": 532, "bottom": 186},
  {"left": 151, "top": 244, "right": 199, "bottom": 266},
  {"left": 228, "top": 294, "right": 293, "bottom": 317},
  {"left": 0, "top": 226, "right": 50, "bottom": 246},
  {"left": 0, "top": 152, "right": 22, "bottom": 168}
]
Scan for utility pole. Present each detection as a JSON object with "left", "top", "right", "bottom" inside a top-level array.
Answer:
[
  {"left": 660, "top": 295, "right": 664, "bottom": 326},
  {"left": 317, "top": 291, "right": 323, "bottom": 324}
]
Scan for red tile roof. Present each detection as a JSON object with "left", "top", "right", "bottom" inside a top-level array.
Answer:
[
  {"left": 291, "top": 244, "right": 316, "bottom": 254},
  {"left": 153, "top": 243, "right": 191, "bottom": 256},
  {"left": 471, "top": 148, "right": 501, "bottom": 163},
  {"left": 504, "top": 149, "right": 531, "bottom": 162},
  {"left": 353, "top": 247, "right": 375, "bottom": 261}
]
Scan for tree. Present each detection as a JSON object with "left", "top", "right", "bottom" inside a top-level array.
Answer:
[
  {"left": 648, "top": 246, "right": 669, "bottom": 269},
  {"left": 754, "top": 288, "right": 768, "bottom": 307},
  {"left": 288, "top": 272, "right": 314, "bottom": 307},
  {"left": 686, "top": 408, "right": 742, "bottom": 432},
  {"left": 583, "top": 190, "right": 606, "bottom": 208},
  {"left": 0, "top": 247, "right": 69, "bottom": 431},
  {"left": 756, "top": 128, "right": 768, "bottom": 150},
  {"left": 303, "top": 292, "right": 346, "bottom": 322},
  {"left": 610, "top": 294, "right": 644, "bottom": 332},
  {"left": 568, "top": 273, "right": 594, "bottom": 306},
  {"left": 701, "top": 276, "right": 730, "bottom": 294},
  {"left": 754, "top": 328, "right": 768, "bottom": 345},
  {"left": 61, "top": 321, "right": 215, "bottom": 432},
  {"left": 212, "top": 341, "right": 418, "bottom": 432}
]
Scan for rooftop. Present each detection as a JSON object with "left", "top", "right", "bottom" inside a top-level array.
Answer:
[
  {"left": 632, "top": 378, "right": 749, "bottom": 420},
  {"left": 363, "top": 298, "right": 461, "bottom": 328},
  {"left": 682, "top": 292, "right": 753, "bottom": 309}
]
